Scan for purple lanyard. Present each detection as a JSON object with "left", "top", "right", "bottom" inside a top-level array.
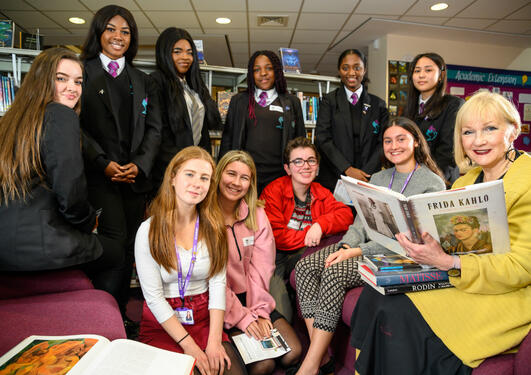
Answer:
[
  {"left": 175, "top": 215, "right": 200, "bottom": 302},
  {"left": 388, "top": 163, "right": 418, "bottom": 194}
]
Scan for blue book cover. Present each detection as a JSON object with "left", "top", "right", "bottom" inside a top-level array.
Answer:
[
  {"left": 359, "top": 263, "right": 448, "bottom": 286},
  {"left": 279, "top": 48, "right": 301, "bottom": 74}
]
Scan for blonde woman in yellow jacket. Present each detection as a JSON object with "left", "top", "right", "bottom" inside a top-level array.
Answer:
[{"left": 350, "top": 90, "right": 531, "bottom": 374}]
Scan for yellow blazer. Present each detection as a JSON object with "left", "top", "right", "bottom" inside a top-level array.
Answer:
[{"left": 408, "top": 152, "right": 531, "bottom": 368}]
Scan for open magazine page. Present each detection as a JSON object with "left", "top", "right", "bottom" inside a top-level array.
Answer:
[
  {"left": 76, "top": 339, "right": 195, "bottom": 375},
  {"left": 409, "top": 179, "right": 510, "bottom": 255},
  {"left": 0, "top": 334, "right": 109, "bottom": 375},
  {"left": 232, "top": 329, "right": 290, "bottom": 364},
  {"left": 341, "top": 175, "right": 411, "bottom": 256}
]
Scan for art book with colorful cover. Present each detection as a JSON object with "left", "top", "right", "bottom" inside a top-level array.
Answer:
[
  {"left": 358, "top": 261, "right": 449, "bottom": 286},
  {"left": 359, "top": 271, "right": 453, "bottom": 295},
  {"left": 0, "top": 20, "right": 14, "bottom": 48},
  {"left": 364, "top": 253, "right": 423, "bottom": 272},
  {"left": 0, "top": 335, "right": 195, "bottom": 375},
  {"left": 341, "top": 176, "right": 510, "bottom": 258},
  {"left": 217, "top": 90, "right": 235, "bottom": 123},
  {"left": 279, "top": 48, "right": 301, "bottom": 74}
]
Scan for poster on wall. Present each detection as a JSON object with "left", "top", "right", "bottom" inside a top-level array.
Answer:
[{"left": 446, "top": 64, "right": 531, "bottom": 151}]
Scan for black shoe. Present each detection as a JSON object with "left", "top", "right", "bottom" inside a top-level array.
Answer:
[
  {"left": 124, "top": 317, "right": 140, "bottom": 340},
  {"left": 318, "top": 357, "right": 335, "bottom": 375},
  {"left": 285, "top": 363, "right": 300, "bottom": 375}
]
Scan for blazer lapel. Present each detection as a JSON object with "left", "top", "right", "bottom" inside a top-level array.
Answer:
[
  {"left": 86, "top": 59, "right": 115, "bottom": 119},
  {"left": 358, "top": 90, "right": 372, "bottom": 145},
  {"left": 278, "top": 93, "right": 292, "bottom": 155},
  {"left": 336, "top": 88, "right": 354, "bottom": 143},
  {"left": 127, "top": 64, "right": 146, "bottom": 151}
]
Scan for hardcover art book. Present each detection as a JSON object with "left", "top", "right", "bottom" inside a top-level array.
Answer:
[
  {"left": 0, "top": 335, "right": 195, "bottom": 375},
  {"left": 358, "top": 261, "right": 449, "bottom": 286},
  {"left": 279, "top": 48, "right": 301, "bottom": 74},
  {"left": 341, "top": 177, "right": 510, "bottom": 258}
]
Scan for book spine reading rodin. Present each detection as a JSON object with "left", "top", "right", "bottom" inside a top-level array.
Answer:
[{"left": 383, "top": 280, "right": 452, "bottom": 295}]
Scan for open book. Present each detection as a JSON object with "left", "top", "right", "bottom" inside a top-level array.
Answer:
[
  {"left": 231, "top": 329, "right": 291, "bottom": 364},
  {"left": 0, "top": 335, "right": 195, "bottom": 375},
  {"left": 341, "top": 176, "right": 510, "bottom": 257}
]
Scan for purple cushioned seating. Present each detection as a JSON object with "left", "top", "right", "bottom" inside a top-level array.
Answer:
[
  {"left": 0, "top": 289, "right": 126, "bottom": 356},
  {"left": 0, "top": 269, "right": 93, "bottom": 300}
]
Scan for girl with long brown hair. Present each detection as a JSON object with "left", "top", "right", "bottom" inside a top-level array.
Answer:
[
  {"left": 135, "top": 146, "right": 245, "bottom": 375},
  {"left": 0, "top": 48, "right": 122, "bottom": 292}
]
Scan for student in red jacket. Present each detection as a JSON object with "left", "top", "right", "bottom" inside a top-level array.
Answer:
[{"left": 260, "top": 137, "right": 353, "bottom": 321}]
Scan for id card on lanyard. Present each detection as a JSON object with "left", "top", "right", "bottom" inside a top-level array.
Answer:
[{"left": 175, "top": 215, "right": 199, "bottom": 325}]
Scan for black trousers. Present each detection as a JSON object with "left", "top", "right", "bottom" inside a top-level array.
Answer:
[{"left": 87, "top": 178, "right": 146, "bottom": 314}]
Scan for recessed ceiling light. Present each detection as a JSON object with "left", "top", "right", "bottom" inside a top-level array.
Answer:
[
  {"left": 69, "top": 17, "right": 86, "bottom": 24},
  {"left": 216, "top": 17, "right": 231, "bottom": 24},
  {"left": 430, "top": 3, "right": 448, "bottom": 11}
]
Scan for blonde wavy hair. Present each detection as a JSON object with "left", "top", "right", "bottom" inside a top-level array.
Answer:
[
  {"left": 215, "top": 150, "right": 264, "bottom": 231},
  {"left": 454, "top": 90, "right": 521, "bottom": 172},
  {"left": 148, "top": 146, "right": 227, "bottom": 276}
]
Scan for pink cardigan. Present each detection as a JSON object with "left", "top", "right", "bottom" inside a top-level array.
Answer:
[{"left": 224, "top": 200, "right": 277, "bottom": 331}]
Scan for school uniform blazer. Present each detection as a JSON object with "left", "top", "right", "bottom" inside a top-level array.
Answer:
[
  {"left": 80, "top": 58, "right": 162, "bottom": 193},
  {"left": 150, "top": 70, "right": 221, "bottom": 188},
  {"left": 414, "top": 95, "right": 464, "bottom": 183},
  {"left": 218, "top": 91, "right": 306, "bottom": 161},
  {"left": 315, "top": 87, "right": 389, "bottom": 191},
  {"left": 0, "top": 103, "right": 102, "bottom": 271}
]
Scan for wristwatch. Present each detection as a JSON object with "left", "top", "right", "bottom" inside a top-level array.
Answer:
[{"left": 448, "top": 255, "right": 461, "bottom": 277}]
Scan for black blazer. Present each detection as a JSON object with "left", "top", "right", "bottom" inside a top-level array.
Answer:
[
  {"left": 80, "top": 58, "right": 162, "bottom": 193},
  {"left": 413, "top": 95, "right": 464, "bottom": 183},
  {"left": 219, "top": 92, "right": 306, "bottom": 162},
  {"left": 315, "top": 87, "right": 389, "bottom": 191},
  {"left": 150, "top": 70, "right": 221, "bottom": 190},
  {"left": 0, "top": 103, "right": 102, "bottom": 271}
]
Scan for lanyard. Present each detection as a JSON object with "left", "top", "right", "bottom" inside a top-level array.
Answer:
[
  {"left": 175, "top": 215, "right": 200, "bottom": 303},
  {"left": 388, "top": 163, "right": 418, "bottom": 194}
]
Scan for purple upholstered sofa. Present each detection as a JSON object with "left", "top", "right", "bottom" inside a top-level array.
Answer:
[
  {"left": 290, "top": 240, "right": 531, "bottom": 375},
  {"left": 0, "top": 269, "right": 126, "bottom": 356}
]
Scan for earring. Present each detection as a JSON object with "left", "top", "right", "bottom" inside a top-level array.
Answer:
[{"left": 505, "top": 147, "right": 516, "bottom": 162}]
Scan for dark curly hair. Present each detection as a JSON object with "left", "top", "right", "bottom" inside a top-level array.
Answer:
[
  {"left": 283, "top": 136, "right": 320, "bottom": 165},
  {"left": 80, "top": 5, "right": 138, "bottom": 63},
  {"left": 246, "top": 50, "right": 287, "bottom": 121}
]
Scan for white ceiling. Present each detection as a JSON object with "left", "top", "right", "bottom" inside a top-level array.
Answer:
[{"left": 1, "top": 0, "right": 530, "bottom": 76}]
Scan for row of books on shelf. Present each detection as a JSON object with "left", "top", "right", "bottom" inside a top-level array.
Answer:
[
  {"left": 0, "top": 74, "right": 15, "bottom": 113},
  {"left": 296, "top": 92, "right": 320, "bottom": 124},
  {"left": 334, "top": 175, "right": 510, "bottom": 296}
]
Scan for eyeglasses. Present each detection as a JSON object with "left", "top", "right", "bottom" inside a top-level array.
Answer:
[{"left": 289, "top": 158, "right": 318, "bottom": 167}]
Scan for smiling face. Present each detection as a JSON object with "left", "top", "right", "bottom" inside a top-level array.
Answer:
[
  {"left": 218, "top": 161, "right": 252, "bottom": 204},
  {"left": 412, "top": 57, "right": 440, "bottom": 98},
  {"left": 172, "top": 38, "right": 193, "bottom": 77},
  {"left": 253, "top": 55, "right": 275, "bottom": 91},
  {"left": 383, "top": 125, "right": 417, "bottom": 170},
  {"left": 54, "top": 58, "right": 83, "bottom": 109},
  {"left": 171, "top": 158, "right": 213, "bottom": 208},
  {"left": 460, "top": 113, "right": 517, "bottom": 172},
  {"left": 338, "top": 53, "right": 366, "bottom": 92},
  {"left": 284, "top": 147, "right": 319, "bottom": 189},
  {"left": 100, "top": 15, "right": 131, "bottom": 60}
]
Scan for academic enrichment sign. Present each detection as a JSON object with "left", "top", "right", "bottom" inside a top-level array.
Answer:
[{"left": 446, "top": 65, "right": 529, "bottom": 88}]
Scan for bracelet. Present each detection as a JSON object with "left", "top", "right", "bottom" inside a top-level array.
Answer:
[{"left": 177, "top": 333, "right": 190, "bottom": 345}]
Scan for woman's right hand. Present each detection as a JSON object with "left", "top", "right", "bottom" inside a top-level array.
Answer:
[
  {"left": 181, "top": 339, "right": 212, "bottom": 375},
  {"left": 245, "top": 320, "right": 265, "bottom": 341},
  {"left": 104, "top": 161, "right": 122, "bottom": 179},
  {"left": 345, "top": 166, "right": 370, "bottom": 182},
  {"left": 325, "top": 246, "right": 362, "bottom": 267}
]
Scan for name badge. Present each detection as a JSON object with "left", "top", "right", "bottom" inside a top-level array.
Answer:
[
  {"left": 243, "top": 236, "right": 255, "bottom": 246},
  {"left": 175, "top": 307, "right": 194, "bottom": 325},
  {"left": 269, "top": 105, "right": 283, "bottom": 113}
]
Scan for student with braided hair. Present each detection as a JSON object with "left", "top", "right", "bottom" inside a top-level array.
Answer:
[{"left": 219, "top": 50, "right": 305, "bottom": 194}]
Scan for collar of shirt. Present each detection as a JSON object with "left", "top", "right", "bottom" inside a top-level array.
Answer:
[
  {"left": 254, "top": 87, "right": 278, "bottom": 107},
  {"left": 99, "top": 53, "right": 126, "bottom": 76},
  {"left": 344, "top": 85, "right": 363, "bottom": 102},
  {"left": 419, "top": 95, "right": 431, "bottom": 106}
]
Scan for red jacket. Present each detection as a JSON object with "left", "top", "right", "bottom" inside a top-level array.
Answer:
[{"left": 260, "top": 175, "right": 353, "bottom": 252}]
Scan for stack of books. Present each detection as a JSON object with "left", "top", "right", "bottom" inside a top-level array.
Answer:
[{"left": 358, "top": 253, "right": 451, "bottom": 295}]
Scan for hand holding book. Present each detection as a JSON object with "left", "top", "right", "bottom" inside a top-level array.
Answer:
[{"left": 396, "top": 232, "right": 455, "bottom": 271}]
